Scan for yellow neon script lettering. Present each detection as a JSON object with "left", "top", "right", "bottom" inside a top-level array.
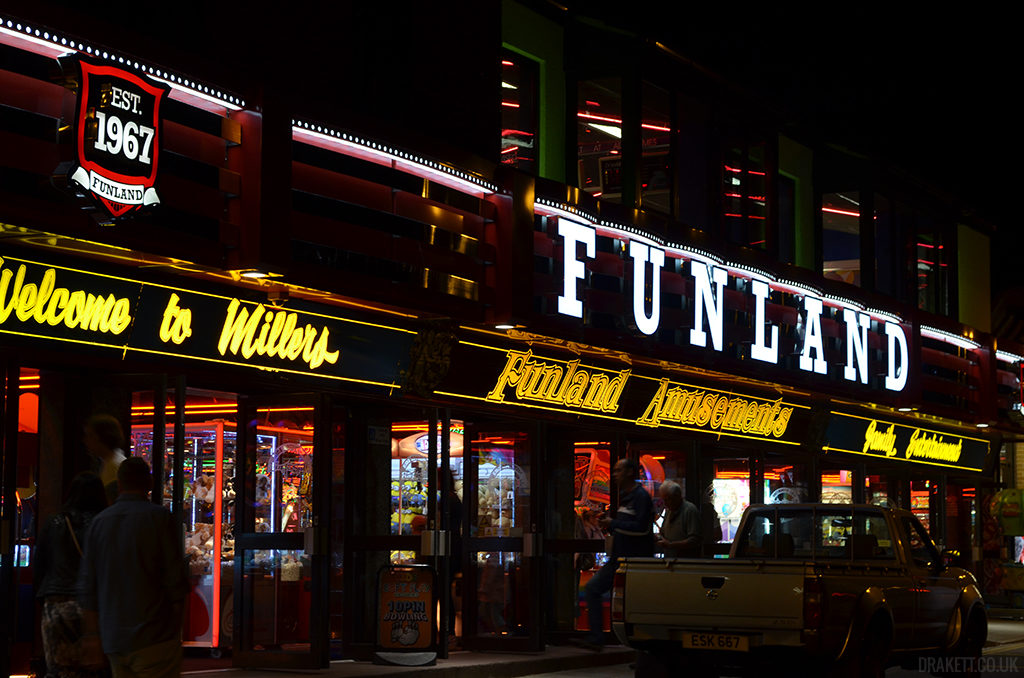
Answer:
[
  {"left": 217, "top": 298, "right": 339, "bottom": 370},
  {"left": 485, "top": 349, "right": 629, "bottom": 413},
  {"left": 159, "top": 293, "right": 193, "bottom": 344},
  {"left": 905, "top": 428, "right": 962, "bottom": 463},
  {"left": 863, "top": 420, "right": 898, "bottom": 457},
  {"left": 0, "top": 260, "right": 132, "bottom": 335},
  {"left": 636, "top": 378, "right": 793, "bottom": 437}
]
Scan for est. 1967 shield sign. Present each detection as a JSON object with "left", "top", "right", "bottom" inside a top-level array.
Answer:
[{"left": 68, "top": 57, "right": 170, "bottom": 218}]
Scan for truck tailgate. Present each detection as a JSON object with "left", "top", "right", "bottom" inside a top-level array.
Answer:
[{"left": 621, "top": 558, "right": 809, "bottom": 631}]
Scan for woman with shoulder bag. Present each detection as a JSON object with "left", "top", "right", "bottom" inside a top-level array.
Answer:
[{"left": 35, "top": 471, "right": 108, "bottom": 677}]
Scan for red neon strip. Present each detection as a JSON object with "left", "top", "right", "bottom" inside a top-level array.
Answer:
[
  {"left": 918, "top": 259, "right": 935, "bottom": 266},
  {"left": 823, "top": 207, "right": 860, "bottom": 217},
  {"left": 585, "top": 100, "right": 601, "bottom": 107},
  {"left": 501, "top": 101, "right": 520, "bottom": 108},
  {"left": 917, "top": 242, "right": 935, "bottom": 249},
  {"left": 576, "top": 111, "right": 670, "bottom": 132},
  {"left": 724, "top": 213, "right": 766, "bottom": 220},
  {"left": 500, "top": 147, "right": 518, "bottom": 154},
  {"left": 501, "top": 60, "right": 514, "bottom": 66},
  {"left": 578, "top": 111, "right": 621, "bottom": 125}
]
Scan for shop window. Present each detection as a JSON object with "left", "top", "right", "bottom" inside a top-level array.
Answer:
[
  {"left": 712, "top": 458, "right": 749, "bottom": 543},
  {"left": 577, "top": 77, "right": 623, "bottom": 202},
  {"left": 911, "top": 479, "right": 931, "bottom": 531},
  {"left": 476, "top": 551, "right": 526, "bottom": 636},
  {"left": 389, "top": 420, "right": 466, "bottom": 545},
  {"left": 473, "top": 430, "right": 531, "bottom": 537},
  {"left": 821, "top": 468, "right": 853, "bottom": 504},
  {"left": 764, "top": 462, "right": 807, "bottom": 504},
  {"left": 640, "top": 81, "right": 672, "bottom": 215},
  {"left": 572, "top": 441, "right": 611, "bottom": 633},
  {"left": 822, "top": 191, "right": 862, "bottom": 286},
  {"left": 500, "top": 49, "right": 540, "bottom": 173},
  {"left": 722, "top": 139, "right": 768, "bottom": 250},
  {"left": 865, "top": 474, "right": 890, "bottom": 507}
]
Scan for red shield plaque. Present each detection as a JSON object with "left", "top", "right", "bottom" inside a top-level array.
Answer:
[{"left": 69, "top": 58, "right": 170, "bottom": 218}]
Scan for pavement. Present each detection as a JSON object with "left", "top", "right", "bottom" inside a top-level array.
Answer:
[
  {"left": 183, "top": 644, "right": 636, "bottom": 678},
  {"left": 180, "top": 614, "right": 1024, "bottom": 678}
]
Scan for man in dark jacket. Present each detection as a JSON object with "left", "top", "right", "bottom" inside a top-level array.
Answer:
[
  {"left": 575, "top": 457, "right": 654, "bottom": 651},
  {"left": 79, "top": 457, "right": 188, "bottom": 677}
]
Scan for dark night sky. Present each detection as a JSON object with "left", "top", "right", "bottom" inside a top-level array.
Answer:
[{"left": 655, "top": 10, "right": 1015, "bottom": 229}]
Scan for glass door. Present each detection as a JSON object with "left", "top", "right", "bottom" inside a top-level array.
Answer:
[
  {"left": 233, "top": 394, "right": 329, "bottom": 669},
  {"left": 463, "top": 420, "right": 539, "bottom": 651}
]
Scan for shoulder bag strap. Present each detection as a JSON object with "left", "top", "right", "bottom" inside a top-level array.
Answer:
[{"left": 64, "top": 515, "right": 83, "bottom": 556}]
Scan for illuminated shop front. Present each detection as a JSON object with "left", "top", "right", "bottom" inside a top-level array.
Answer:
[{"left": 1, "top": 8, "right": 1019, "bottom": 676}]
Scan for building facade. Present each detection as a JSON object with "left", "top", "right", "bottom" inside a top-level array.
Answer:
[{"left": 1, "top": 3, "right": 1021, "bottom": 673}]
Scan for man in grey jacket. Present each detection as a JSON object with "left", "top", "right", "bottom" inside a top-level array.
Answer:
[{"left": 79, "top": 457, "right": 188, "bottom": 678}]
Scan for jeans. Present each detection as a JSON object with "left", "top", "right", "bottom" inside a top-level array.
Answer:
[{"left": 582, "top": 557, "right": 617, "bottom": 644}]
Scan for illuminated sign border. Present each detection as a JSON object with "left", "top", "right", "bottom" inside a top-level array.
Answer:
[
  {"left": 433, "top": 340, "right": 811, "bottom": 445},
  {"left": 0, "top": 253, "right": 415, "bottom": 388},
  {"left": 822, "top": 411, "right": 989, "bottom": 472}
]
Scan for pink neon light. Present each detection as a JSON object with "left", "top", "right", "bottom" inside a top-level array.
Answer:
[
  {"left": 823, "top": 207, "right": 860, "bottom": 218},
  {"left": 724, "top": 165, "right": 765, "bottom": 176},
  {"left": 501, "top": 60, "right": 514, "bottom": 66},
  {"left": 585, "top": 100, "right": 601, "bottom": 107},
  {"left": 212, "top": 422, "right": 223, "bottom": 648},
  {"left": 918, "top": 259, "right": 935, "bottom": 266},
  {"left": 501, "top": 101, "right": 520, "bottom": 108},
  {"left": 500, "top": 147, "right": 518, "bottom": 154},
  {"left": 917, "top": 242, "right": 935, "bottom": 249},
  {"left": 576, "top": 111, "right": 671, "bottom": 132}
]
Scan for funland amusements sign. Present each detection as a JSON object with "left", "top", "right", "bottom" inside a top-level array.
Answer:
[{"left": 535, "top": 201, "right": 912, "bottom": 394}]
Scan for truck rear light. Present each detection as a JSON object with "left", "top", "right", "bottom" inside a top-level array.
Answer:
[
  {"left": 803, "top": 575, "right": 823, "bottom": 629},
  {"left": 612, "top": 571, "right": 626, "bottom": 621}
]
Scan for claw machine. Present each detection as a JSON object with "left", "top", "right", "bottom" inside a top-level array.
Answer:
[{"left": 133, "top": 420, "right": 238, "bottom": 652}]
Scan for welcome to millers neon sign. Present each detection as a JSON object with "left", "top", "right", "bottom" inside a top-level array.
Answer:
[{"left": 538, "top": 201, "right": 910, "bottom": 393}]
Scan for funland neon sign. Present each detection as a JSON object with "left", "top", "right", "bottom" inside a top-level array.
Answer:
[{"left": 547, "top": 208, "right": 910, "bottom": 393}]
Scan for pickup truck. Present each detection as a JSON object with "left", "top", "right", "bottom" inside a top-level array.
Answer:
[{"left": 612, "top": 503, "right": 986, "bottom": 677}]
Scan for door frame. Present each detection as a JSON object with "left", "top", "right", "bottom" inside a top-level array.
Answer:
[
  {"left": 232, "top": 392, "right": 331, "bottom": 669},
  {"left": 461, "top": 417, "right": 542, "bottom": 652}
]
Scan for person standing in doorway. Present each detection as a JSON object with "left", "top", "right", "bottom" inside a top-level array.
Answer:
[
  {"left": 574, "top": 457, "right": 654, "bottom": 651},
  {"left": 83, "top": 414, "right": 127, "bottom": 505},
  {"left": 655, "top": 480, "right": 700, "bottom": 558},
  {"left": 79, "top": 457, "right": 188, "bottom": 678}
]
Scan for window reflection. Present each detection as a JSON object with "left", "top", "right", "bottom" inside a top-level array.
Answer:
[
  {"left": 578, "top": 78, "right": 623, "bottom": 202},
  {"left": 500, "top": 50, "right": 539, "bottom": 173},
  {"left": 640, "top": 82, "right": 671, "bottom": 215},
  {"left": 823, "top": 191, "right": 862, "bottom": 286},
  {"left": 723, "top": 141, "right": 767, "bottom": 249}
]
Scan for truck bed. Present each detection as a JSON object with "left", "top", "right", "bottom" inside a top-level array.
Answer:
[{"left": 616, "top": 557, "right": 809, "bottom": 642}]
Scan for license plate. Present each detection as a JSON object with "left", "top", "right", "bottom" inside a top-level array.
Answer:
[{"left": 682, "top": 632, "right": 749, "bottom": 652}]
